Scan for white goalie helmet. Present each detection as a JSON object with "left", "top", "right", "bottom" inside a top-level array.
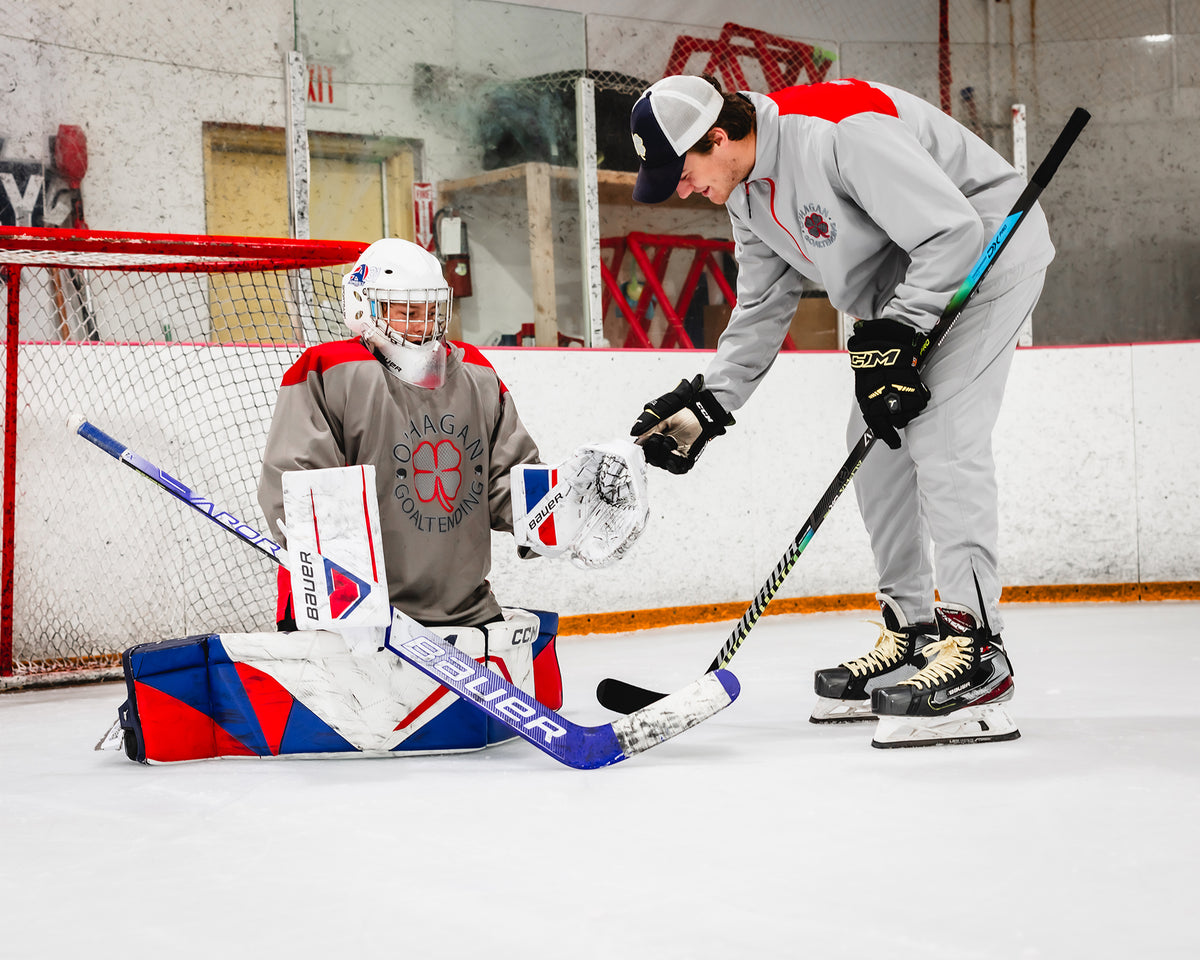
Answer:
[{"left": 342, "top": 238, "right": 453, "bottom": 388}]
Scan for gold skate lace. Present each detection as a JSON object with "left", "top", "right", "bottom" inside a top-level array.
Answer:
[
  {"left": 899, "top": 636, "right": 973, "bottom": 690},
  {"left": 844, "top": 622, "right": 905, "bottom": 677}
]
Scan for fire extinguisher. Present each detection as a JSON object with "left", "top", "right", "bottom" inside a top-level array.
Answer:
[
  {"left": 49, "top": 124, "right": 100, "bottom": 341},
  {"left": 435, "top": 208, "right": 472, "bottom": 298}
]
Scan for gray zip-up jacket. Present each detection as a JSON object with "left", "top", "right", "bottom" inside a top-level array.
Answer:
[
  {"left": 705, "top": 79, "right": 1055, "bottom": 410},
  {"left": 258, "top": 338, "right": 540, "bottom": 626}
]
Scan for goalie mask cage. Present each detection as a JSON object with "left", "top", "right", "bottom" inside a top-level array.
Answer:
[{"left": 0, "top": 227, "right": 367, "bottom": 689}]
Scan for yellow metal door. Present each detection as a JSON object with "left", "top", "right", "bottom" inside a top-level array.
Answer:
[{"left": 203, "top": 125, "right": 416, "bottom": 343}]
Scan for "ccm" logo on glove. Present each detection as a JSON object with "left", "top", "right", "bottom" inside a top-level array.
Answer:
[{"left": 849, "top": 348, "right": 902, "bottom": 369}]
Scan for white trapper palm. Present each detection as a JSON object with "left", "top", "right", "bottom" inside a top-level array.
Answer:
[{"left": 512, "top": 440, "right": 650, "bottom": 570}]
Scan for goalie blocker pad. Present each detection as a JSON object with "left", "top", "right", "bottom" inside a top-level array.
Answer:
[
  {"left": 281, "top": 464, "right": 392, "bottom": 631},
  {"left": 110, "top": 608, "right": 562, "bottom": 763}
]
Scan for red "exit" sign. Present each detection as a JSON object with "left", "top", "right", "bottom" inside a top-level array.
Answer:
[{"left": 308, "top": 64, "right": 336, "bottom": 107}]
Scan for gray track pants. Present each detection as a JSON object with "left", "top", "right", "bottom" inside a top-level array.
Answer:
[{"left": 847, "top": 263, "right": 1047, "bottom": 634}]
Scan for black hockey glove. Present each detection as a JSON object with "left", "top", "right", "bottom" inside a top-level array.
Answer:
[
  {"left": 847, "top": 318, "right": 931, "bottom": 450},
  {"left": 631, "top": 374, "right": 734, "bottom": 475}
]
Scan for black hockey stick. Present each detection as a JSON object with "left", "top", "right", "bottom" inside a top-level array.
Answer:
[{"left": 597, "top": 106, "right": 1091, "bottom": 715}]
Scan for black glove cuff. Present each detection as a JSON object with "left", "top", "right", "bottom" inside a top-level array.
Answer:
[
  {"left": 689, "top": 379, "right": 735, "bottom": 435},
  {"left": 849, "top": 318, "right": 921, "bottom": 349}
]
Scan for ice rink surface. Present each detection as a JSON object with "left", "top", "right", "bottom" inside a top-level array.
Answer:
[{"left": 3, "top": 601, "right": 1197, "bottom": 960}]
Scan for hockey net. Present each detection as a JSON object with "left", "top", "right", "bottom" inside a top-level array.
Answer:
[{"left": 0, "top": 227, "right": 367, "bottom": 688}]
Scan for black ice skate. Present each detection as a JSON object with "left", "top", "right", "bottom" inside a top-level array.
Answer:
[
  {"left": 870, "top": 602, "right": 1020, "bottom": 748},
  {"left": 809, "top": 595, "right": 935, "bottom": 723}
]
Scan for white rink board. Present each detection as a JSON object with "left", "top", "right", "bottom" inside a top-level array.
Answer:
[
  {"left": 483, "top": 341, "right": 1200, "bottom": 612},
  {"left": 484, "top": 347, "right": 874, "bottom": 610},
  {"left": 1131, "top": 343, "right": 1200, "bottom": 582},
  {"left": 37, "top": 340, "right": 1200, "bottom": 628}
]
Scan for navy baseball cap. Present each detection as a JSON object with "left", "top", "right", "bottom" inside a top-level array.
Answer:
[{"left": 631, "top": 75, "right": 724, "bottom": 204}]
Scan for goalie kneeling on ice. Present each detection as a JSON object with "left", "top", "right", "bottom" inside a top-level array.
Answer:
[{"left": 107, "top": 608, "right": 561, "bottom": 763}]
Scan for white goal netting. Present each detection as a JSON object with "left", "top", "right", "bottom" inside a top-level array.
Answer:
[{"left": 0, "top": 228, "right": 366, "bottom": 687}]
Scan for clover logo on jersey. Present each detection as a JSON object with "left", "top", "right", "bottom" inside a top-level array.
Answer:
[
  {"left": 799, "top": 203, "right": 837, "bottom": 249},
  {"left": 413, "top": 439, "right": 462, "bottom": 513}
]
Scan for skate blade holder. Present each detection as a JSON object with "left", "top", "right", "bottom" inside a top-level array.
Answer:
[
  {"left": 871, "top": 705, "right": 1020, "bottom": 748},
  {"left": 809, "top": 696, "right": 876, "bottom": 724}
]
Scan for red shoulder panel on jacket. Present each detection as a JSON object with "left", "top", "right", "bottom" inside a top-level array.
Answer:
[
  {"left": 769, "top": 78, "right": 898, "bottom": 123},
  {"left": 453, "top": 340, "right": 509, "bottom": 395},
  {"left": 280, "top": 339, "right": 373, "bottom": 387}
]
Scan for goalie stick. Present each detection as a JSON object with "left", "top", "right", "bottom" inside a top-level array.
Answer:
[
  {"left": 71, "top": 418, "right": 740, "bottom": 769},
  {"left": 597, "top": 106, "right": 1092, "bottom": 715}
]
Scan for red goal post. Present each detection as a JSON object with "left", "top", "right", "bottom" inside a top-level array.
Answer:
[{"left": 0, "top": 227, "right": 367, "bottom": 688}]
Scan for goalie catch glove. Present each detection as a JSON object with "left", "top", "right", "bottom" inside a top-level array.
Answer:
[
  {"left": 511, "top": 441, "right": 649, "bottom": 569},
  {"left": 631, "top": 374, "right": 734, "bottom": 475},
  {"left": 847, "top": 318, "right": 931, "bottom": 450}
]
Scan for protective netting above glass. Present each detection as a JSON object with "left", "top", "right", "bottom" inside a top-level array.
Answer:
[{"left": 289, "top": 0, "right": 1199, "bottom": 348}]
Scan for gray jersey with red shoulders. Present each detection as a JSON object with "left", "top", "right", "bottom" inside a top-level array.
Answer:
[
  {"left": 257, "top": 338, "right": 540, "bottom": 627},
  {"left": 704, "top": 78, "right": 1055, "bottom": 411}
]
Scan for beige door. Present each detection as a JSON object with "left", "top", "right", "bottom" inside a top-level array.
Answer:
[{"left": 202, "top": 125, "right": 417, "bottom": 343}]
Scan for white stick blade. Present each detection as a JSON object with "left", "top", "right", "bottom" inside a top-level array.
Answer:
[{"left": 610, "top": 670, "right": 740, "bottom": 759}]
